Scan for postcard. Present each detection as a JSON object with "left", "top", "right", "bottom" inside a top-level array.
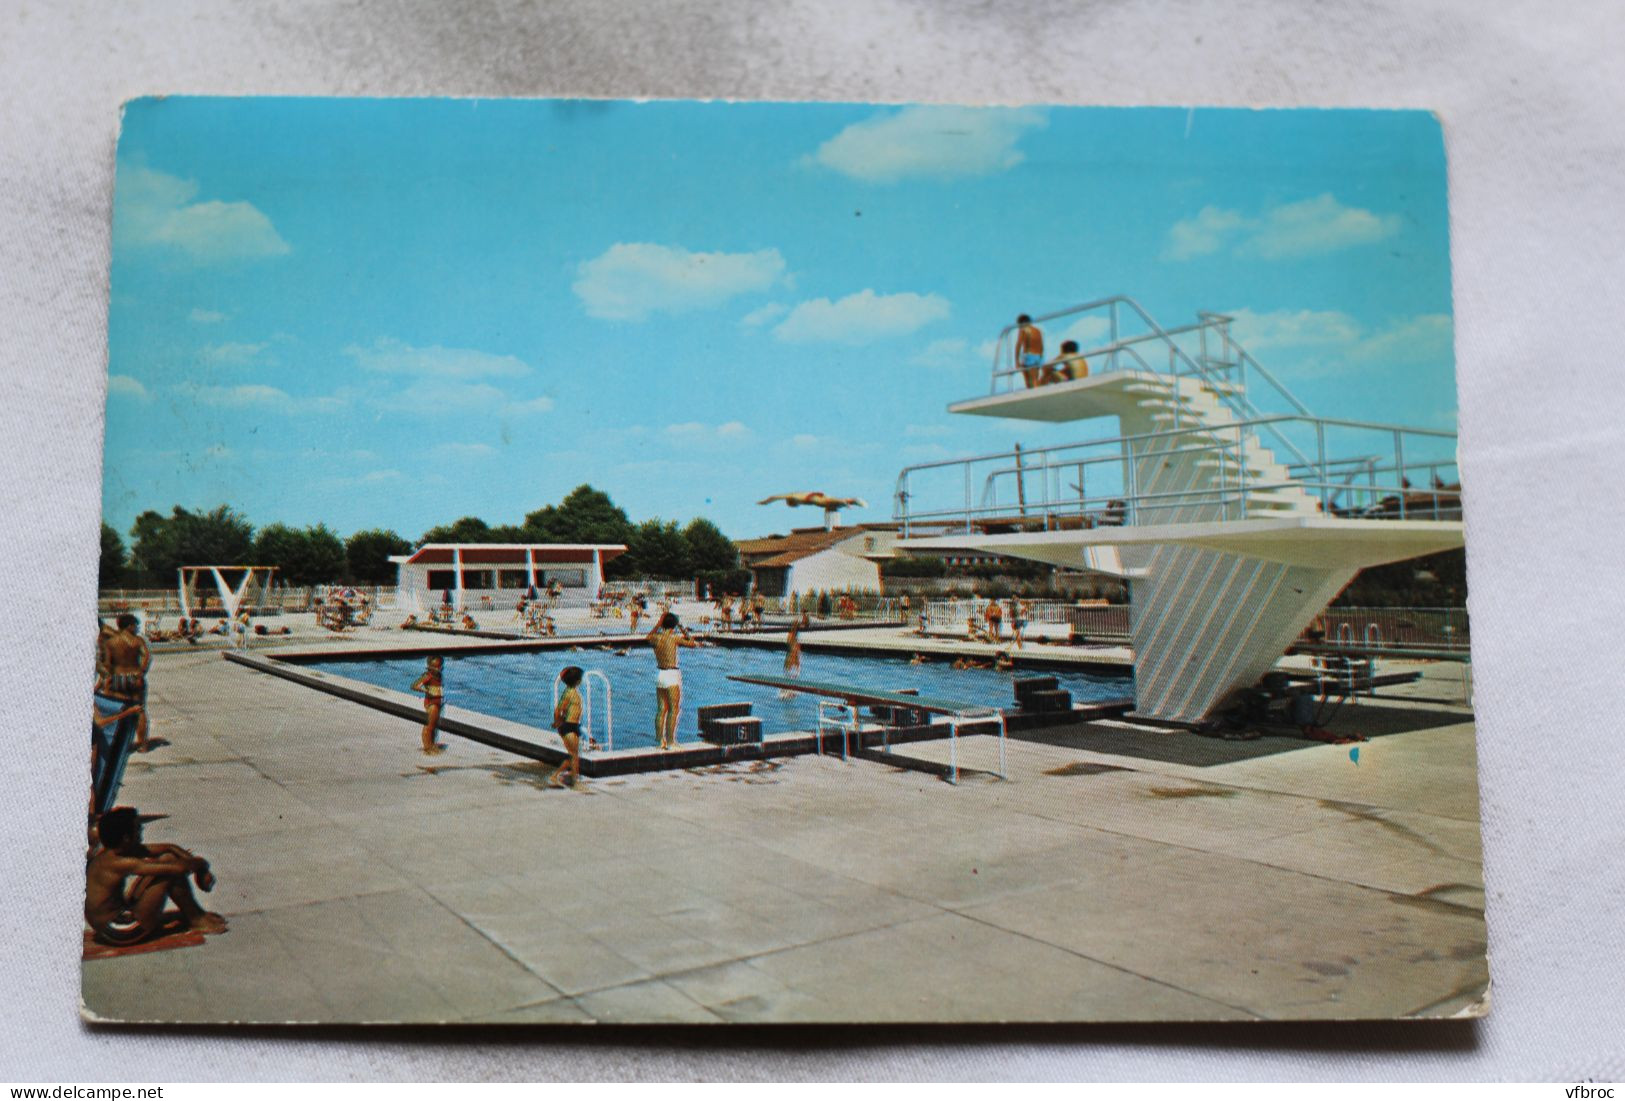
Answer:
[{"left": 86, "top": 97, "right": 1483, "bottom": 1023}]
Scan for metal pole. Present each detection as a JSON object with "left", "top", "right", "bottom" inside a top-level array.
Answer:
[
  {"left": 964, "top": 463, "right": 973, "bottom": 532},
  {"left": 1237, "top": 425, "right": 1248, "bottom": 520},
  {"left": 1316, "top": 421, "right": 1328, "bottom": 514},
  {"left": 1014, "top": 442, "right": 1027, "bottom": 518},
  {"left": 997, "top": 713, "right": 1007, "bottom": 780},
  {"left": 1395, "top": 430, "right": 1407, "bottom": 519}
]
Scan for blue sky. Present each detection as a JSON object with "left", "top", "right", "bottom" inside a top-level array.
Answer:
[{"left": 104, "top": 99, "right": 1455, "bottom": 541}]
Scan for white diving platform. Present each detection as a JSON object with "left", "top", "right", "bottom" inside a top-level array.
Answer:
[{"left": 893, "top": 295, "right": 1464, "bottom": 725}]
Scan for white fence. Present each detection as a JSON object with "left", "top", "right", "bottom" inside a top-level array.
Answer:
[
  {"left": 99, "top": 585, "right": 399, "bottom": 616},
  {"left": 921, "top": 598, "right": 1130, "bottom": 641}
]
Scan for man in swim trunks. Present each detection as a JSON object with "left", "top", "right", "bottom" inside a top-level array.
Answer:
[
  {"left": 85, "top": 807, "right": 226, "bottom": 945},
  {"left": 98, "top": 614, "right": 152, "bottom": 752},
  {"left": 648, "top": 612, "right": 700, "bottom": 750},
  {"left": 1014, "top": 313, "right": 1045, "bottom": 388}
]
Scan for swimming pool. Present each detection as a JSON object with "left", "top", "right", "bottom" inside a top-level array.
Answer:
[{"left": 303, "top": 645, "right": 1132, "bottom": 750}]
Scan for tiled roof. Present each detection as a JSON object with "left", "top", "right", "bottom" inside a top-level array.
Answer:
[{"left": 737, "top": 528, "right": 853, "bottom": 568}]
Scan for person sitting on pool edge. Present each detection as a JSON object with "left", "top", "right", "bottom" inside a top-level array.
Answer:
[
  {"left": 549, "top": 665, "right": 585, "bottom": 788},
  {"left": 648, "top": 612, "right": 701, "bottom": 751},
  {"left": 85, "top": 807, "right": 226, "bottom": 946}
]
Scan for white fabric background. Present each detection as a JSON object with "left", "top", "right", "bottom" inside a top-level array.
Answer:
[{"left": 2, "top": 0, "right": 1621, "bottom": 1082}]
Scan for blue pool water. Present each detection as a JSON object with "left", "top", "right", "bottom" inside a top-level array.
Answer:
[{"left": 303, "top": 644, "right": 1131, "bottom": 750}]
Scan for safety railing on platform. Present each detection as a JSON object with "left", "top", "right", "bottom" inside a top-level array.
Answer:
[
  {"left": 987, "top": 296, "right": 1317, "bottom": 468},
  {"left": 894, "top": 414, "right": 1459, "bottom": 536}
]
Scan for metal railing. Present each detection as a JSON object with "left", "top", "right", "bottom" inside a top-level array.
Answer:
[
  {"left": 1319, "top": 607, "right": 1470, "bottom": 652},
  {"left": 551, "top": 669, "right": 614, "bottom": 751},
  {"left": 988, "top": 296, "right": 1317, "bottom": 468},
  {"left": 894, "top": 414, "right": 1459, "bottom": 536}
]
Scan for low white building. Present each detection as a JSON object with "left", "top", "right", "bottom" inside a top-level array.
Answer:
[
  {"left": 390, "top": 543, "right": 627, "bottom": 612},
  {"left": 737, "top": 525, "right": 903, "bottom": 596}
]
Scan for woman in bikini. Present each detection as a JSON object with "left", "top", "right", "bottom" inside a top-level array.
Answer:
[{"left": 411, "top": 656, "right": 446, "bottom": 754}]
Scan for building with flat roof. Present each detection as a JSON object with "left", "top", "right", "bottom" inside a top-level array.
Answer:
[{"left": 390, "top": 543, "right": 627, "bottom": 612}]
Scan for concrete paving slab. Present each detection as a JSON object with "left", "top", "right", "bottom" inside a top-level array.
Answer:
[
  {"left": 189, "top": 823, "right": 416, "bottom": 916},
  {"left": 256, "top": 888, "right": 561, "bottom": 1021},
  {"left": 745, "top": 911, "right": 1247, "bottom": 1022},
  {"left": 957, "top": 847, "right": 1488, "bottom": 1019},
  {"left": 662, "top": 959, "right": 839, "bottom": 1023},
  {"left": 473, "top": 997, "right": 594, "bottom": 1024},
  {"left": 575, "top": 979, "right": 725, "bottom": 1024},
  {"left": 81, "top": 642, "right": 1487, "bottom": 1024}
]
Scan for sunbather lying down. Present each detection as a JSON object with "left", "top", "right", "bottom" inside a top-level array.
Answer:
[{"left": 85, "top": 808, "right": 226, "bottom": 946}]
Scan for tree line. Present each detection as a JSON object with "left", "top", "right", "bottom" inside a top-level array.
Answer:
[{"left": 99, "top": 485, "right": 744, "bottom": 590}]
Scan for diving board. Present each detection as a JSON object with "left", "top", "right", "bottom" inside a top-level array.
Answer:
[{"left": 728, "top": 674, "right": 1006, "bottom": 783}]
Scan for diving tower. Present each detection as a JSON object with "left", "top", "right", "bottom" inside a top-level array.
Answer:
[{"left": 895, "top": 296, "right": 1464, "bottom": 725}]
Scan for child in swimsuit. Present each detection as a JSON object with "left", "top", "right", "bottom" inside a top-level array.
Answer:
[
  {"left": 550, "top": 665, "right": 585, "bottom": 787},
  {"left": 411, "top": 656, "right": 445, "bottom": 754}
]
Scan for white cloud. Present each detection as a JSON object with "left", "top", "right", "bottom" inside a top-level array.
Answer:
[
  {"left": 741, "top": 302, "right": 788, "bottom": 328},
  {"left": 1056, "top": 316, "right": 1113, "bottom": 348},
  {"left": 774, "top": 289, "right": 950, "bottom": 345},
  {"left": 114, "top": 165, "right": 290, "bottom": 263},
  {"left": 182, "top": 383, "right": 345, "bottom": 415},
  {"left": 345, "top": 338, "right": 532, "bottom": 380},
  {"left": 574, "top": 243, "right": 786, "bottom": 321},
  {"left": 379, "top": 381, "right": 553, "bottom": 417},
  {"left": 1162, "top": 206, "right": 1249, "bottom": 261},
  {"left": 509, "top": 395, "right": 557, "bottom": 414},
  {"left": 910, "top": 337, "right": 975, "bottom": 369},
  {"left": 808, "top": 107, "right": 1047, "bottom": 183},
  {"left": 431, "top": 442, "right": 496, "bottom": 459},
  {"left": 789, "top": 433, "right": 822, "bottom": 449},
  {"left": 1348, "top": 314, "right": 1453, "bottom": 364},
  {"left": 107, "top": 375, "right": 150, "bottom": 401},
  {"left": 1164, "top": 194, "right": 1401, "bottom": 262},
  {"left": 199, "top": 341, "right": 269, "bottom": 367},
  {"left": 189, "top": 308, "right": 227, "bottom": 323},
  {"left": 663, "top": 421, "right": 754, "bottom": 448},
  {"left": 361, "top": 469, "right": 406, "bottom": 483},
  {"left": 1223, "top": 308, "right": 1363, "bottom": 351},
  {"left": 1244, "top": 194, "right": 1402, "bottom": 259},
  {"left": 1221, "top": 309, "right": 1453, "bottom": 377}
]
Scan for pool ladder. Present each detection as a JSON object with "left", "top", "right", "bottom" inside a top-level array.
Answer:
[{"left": 551, "top": 669, "right": 614, "bottom": 751}]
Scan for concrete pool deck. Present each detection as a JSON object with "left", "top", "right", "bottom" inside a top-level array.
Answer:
[{"left": 83, "top": 619, "right": 1486, "bottom": 1024}]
